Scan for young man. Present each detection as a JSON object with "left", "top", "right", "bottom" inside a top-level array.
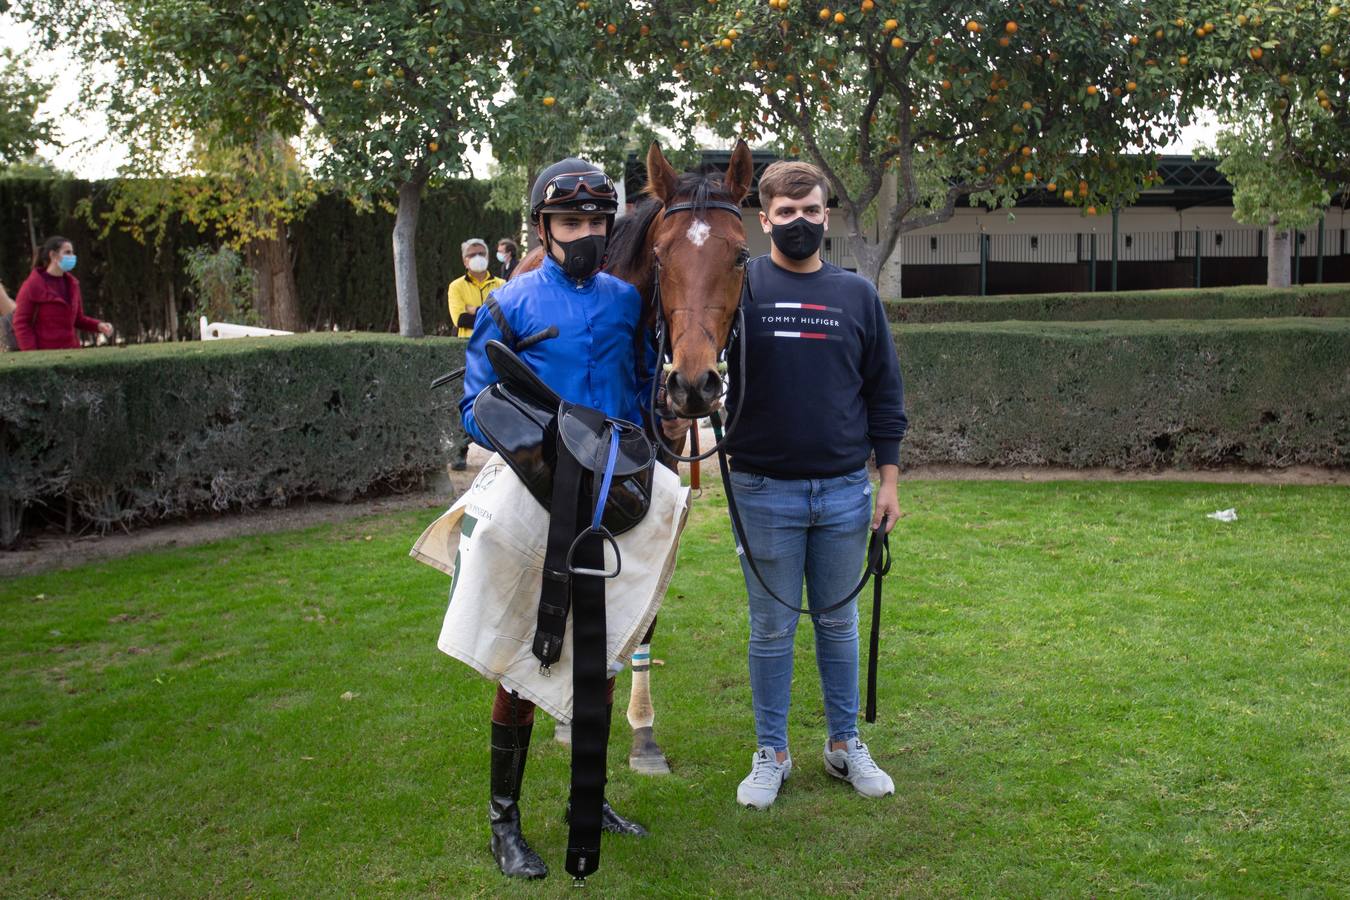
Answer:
[
  {"left": 456, "top": 157, "right": 688, "bottom": 879},
  {"left": 725, "top": 160, "right": 907, "bottom": 810}
]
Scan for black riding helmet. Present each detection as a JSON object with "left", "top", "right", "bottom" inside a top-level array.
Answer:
[
  {"left": 531, "top": 158, "right": 619, "bottom": 280},
  {"left": 529, "top": 157, "right": 619, "bottom": 225}
]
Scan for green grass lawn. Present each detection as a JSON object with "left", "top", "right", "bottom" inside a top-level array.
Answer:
[{"left": 2, "top": 481, "right": 1347, "bottom": 897}]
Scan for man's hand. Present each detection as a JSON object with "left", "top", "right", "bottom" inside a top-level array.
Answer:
[
  {"left": 660, "top": 416, "right": 691, "bottom": 441},
  {"left": 98, "top": 322, "right": 114, "bottom": 338},
  {"left": 872, "top": 463, "right": 901, "bottom": 534}
]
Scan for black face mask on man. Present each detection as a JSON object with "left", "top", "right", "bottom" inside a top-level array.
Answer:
[
  {"left": 770, "top": 216, "right": 825, "bottom": 261},
  {"left": 550, "top": 231, "right": 607, "bottom": 280}
]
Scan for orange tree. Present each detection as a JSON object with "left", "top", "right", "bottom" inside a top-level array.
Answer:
[
  {"left": 634, "top": 0, "right": 1194, "bottom": 286},
  {"left": 18, "top": 0, "right": 316, "bottom": 330},
  {"left": 1173, "top": 3, "right": 1349, "bottom": 190},
  {"left": 1168, "top": 3, "right": 1349, "bottom": 285},
  {"left": 484, "top": 9, "right": 693, "bottom": 246},
  {"left": 22, "top": 0, "right": 623, "bottom": 336}
]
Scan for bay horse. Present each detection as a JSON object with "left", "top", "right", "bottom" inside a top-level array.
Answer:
[{"left": 512, "top": 140, "right": 754, "bottom": 772}]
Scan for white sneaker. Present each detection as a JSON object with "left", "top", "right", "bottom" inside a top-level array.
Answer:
[
  {"left": 737, "top": 747, "right": 792, "bottom": 809},
  {"left": 823, "top": 738, "right": 895, "bottom": 798}
]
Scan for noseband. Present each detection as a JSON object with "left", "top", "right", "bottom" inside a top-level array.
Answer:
[{"left": 649, "top": 200, "right": 752, "bottom": 463}]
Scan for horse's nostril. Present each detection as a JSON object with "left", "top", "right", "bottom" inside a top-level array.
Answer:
[{"left": 694, "top": 370, "right": 722, "bottom": 402}]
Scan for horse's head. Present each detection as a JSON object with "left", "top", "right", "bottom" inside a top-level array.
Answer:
[{"left": 645, "top": 140, "right": 754, "bottom": 418}]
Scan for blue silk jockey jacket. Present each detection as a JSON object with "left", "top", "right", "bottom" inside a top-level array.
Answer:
[{"left": 459, "top": 254, "right": 656, "bottom": 448}]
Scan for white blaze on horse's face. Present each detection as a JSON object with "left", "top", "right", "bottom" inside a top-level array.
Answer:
[{"left": 685, "top": 218, "right": 711, "bottom": 248}]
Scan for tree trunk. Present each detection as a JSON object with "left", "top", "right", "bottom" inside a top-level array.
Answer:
[
  {"left": 393, "top": 176, "right": 427, "bottom": 337},
  {"left": 165, "top": 281, "right": 178, "bottom": 341},
  {"left": 1267, "top": 224, "right": 1291, "bottom": 287},
  {"left": 246, "top": 215, "right": 302, "bottom": 331}
]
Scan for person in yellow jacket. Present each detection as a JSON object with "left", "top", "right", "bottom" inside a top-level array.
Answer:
[
  {"left": 446, "top": 238, "right": 505, "bottom": 469},
  {"left": 448, "top": 238, "right": 505, "bottom": 337}
]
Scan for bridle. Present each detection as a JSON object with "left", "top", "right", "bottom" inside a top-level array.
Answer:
[{"left": 648, "top": 199, "right": 752, "bottom": 463}]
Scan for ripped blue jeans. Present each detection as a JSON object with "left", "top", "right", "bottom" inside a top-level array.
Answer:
[{"left": 729, "top": 467, "right": 873, "bottom": 753}]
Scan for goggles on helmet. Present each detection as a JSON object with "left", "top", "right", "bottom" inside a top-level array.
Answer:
[{"left": 540, "top": 171, "right": 617, "bottom": 209}]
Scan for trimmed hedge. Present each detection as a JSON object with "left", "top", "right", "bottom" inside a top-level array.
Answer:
[
  {"left": 886, "top": 284, "right": 1350, "bottom": 324},
  {"left": 0, "top": 334, "right": 465, "bottom": 544},
  {"left": 3, "top": 318, "right": 1346, "bottom": 544},
  {"left": 895, "top": 317, "right": 1350, "bottom": 469}
]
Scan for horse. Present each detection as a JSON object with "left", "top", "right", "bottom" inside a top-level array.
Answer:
[{"left": 511, "top": 140, "right": 754, "bottom": 773}]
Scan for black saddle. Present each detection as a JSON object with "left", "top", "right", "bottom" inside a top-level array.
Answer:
[{"left": 473, "top": 340, "right": 656, "bottom": 536}]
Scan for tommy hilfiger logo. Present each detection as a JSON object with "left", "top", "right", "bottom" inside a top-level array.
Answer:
[{"left": 757, "top": 301, "right": 844, "bottom": 340}]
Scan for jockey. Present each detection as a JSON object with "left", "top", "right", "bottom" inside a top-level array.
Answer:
[{"left": 457, "top": 157, "right": 684, "bottom": 880}]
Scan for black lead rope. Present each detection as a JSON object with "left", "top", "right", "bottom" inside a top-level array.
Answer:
[{"left": 710, "top": 412, "right": 892, "bottom": 723}]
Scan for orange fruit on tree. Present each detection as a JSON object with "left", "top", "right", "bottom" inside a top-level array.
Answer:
[
  {"left": 941, "top": 79, "right": 952, "bottom": 89},
  {"left": 1178, "top": 54, "right": 1189, "bottom": 65},
  {"left": 891, "top": 37, "right": 905, "bottom": 48},
  {"left": 998, "top": 36, "right": 1010, "bottom": 47},
  {"left": 819, "top": 7, "right": 830, "bottom": 20},
  {"left": 1022, "top": 100, "right": 1032, "bottom": 110},
  {"left": 429, "top": 141, "right": 439, "bottom": 152},
  {"left": 884, "top": 18, "right": 898, "bottom": 31},
  {"left": 607, "top": 23, "right": 617, "bottom": 34},
  {"left": 966, "top": 20, "right": 982, "bottom": 33},
  {"left": 862, "top": 0, "right": 874, "bottom": 11},
  {"left": 834, "top": 11, "right": 845, "bottom": 23},
  {"left": 1063, "top": 189, "right": 1074, "bottom": 201},
  {"left": 1024, "top": 171, "right": 1035, "bottom": 182},
  {"left": 1086, "top": 85, "right": 1098, "bottom": 95},
  {"left": 1005, "top": 21, "right": 1018, "bottom": 33},
  {"left": 542, "top": 95, "right": 556, "bottom": 106},
  {"left": 1046, "top": 181, "right": 1057, "bottom": 192},
  {"left": 1249, "top": 46, "right": 1263, "bottom": 60},
  {"left": 1126, "top": 81, "right": 1137, "bottom": 91}
]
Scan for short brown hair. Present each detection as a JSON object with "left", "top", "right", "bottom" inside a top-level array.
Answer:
[{"left": 757, "top": 161, "right": 830, "bottom": 210}]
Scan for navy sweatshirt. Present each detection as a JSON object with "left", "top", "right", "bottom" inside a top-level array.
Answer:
[{"left": 724, "top": 256, "right": 907, "bottom": 478}]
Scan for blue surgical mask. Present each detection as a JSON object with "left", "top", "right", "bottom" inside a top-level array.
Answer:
[
  {"left": 59, "top": 254, "right": 77, "bottom": 272},
  {"left": 496, "top": 251, "right": 508, "bottom": 263}
]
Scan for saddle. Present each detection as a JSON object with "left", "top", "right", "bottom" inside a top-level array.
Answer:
[
  {"left": 473, "top": 340, "right": 656, "bottom": 536},
  {"left": 470, "top": 338, "right": 657, "bottom": 884}
]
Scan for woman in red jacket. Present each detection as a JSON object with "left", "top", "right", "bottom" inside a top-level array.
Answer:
[{"left": 13, "top": 236, "right": 113, "bottom": 351}]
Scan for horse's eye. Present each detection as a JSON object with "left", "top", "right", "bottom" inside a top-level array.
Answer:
[{"left": 735, "top": 248, "right": 749, "bottom": 268}]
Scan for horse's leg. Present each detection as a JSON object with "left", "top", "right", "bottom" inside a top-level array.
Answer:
[{"left": 627, "top": 617, "right": 671, "bottom": 773}]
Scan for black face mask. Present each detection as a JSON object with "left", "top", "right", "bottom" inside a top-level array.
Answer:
[
  {"left": 551, "top": 232, "right": 607, "bottom": 280},
  {"left": 770, "top": 216, "right": 825, "bottom": 261}
]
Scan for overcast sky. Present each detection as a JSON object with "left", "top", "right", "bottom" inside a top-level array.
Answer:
[{"left": 5, "top": 12, "right": 1217, "bottom": 181}]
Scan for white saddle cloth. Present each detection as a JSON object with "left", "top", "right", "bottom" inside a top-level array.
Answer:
[{"left": 411, "top": 454, "right": 689, "bottom": 721}]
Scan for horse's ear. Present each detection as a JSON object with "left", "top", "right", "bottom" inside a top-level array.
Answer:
[
  {"left": 646, "top": 141, "right": 680, "bottom": 204},
  {"left": 724, "top": 139, "right": 754, "bottom": 204}
]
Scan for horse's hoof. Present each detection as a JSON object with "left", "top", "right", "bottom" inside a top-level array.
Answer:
[{"left": 629, "top": 726, "right": 671, "bottom": 775}]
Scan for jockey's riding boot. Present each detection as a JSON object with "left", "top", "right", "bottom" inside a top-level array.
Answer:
[
  {"left": 489, "top": 722, "right": 548, "bottom": 879},
  {"left": 563, "top": 703, "right": 650, "bottom": 837}
]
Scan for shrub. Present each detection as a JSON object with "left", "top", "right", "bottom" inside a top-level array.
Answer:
[
  {"left": 0, "top": 334, "right": 465, "bottom": 545},
  {"left": 895, "top": 317, "right": 1350, "bottom": 469},
  {"left": 886, "top": 284, "right": 1350, "bottom": 324}
]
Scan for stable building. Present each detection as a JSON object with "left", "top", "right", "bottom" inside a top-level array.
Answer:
[{"left": 624, "top": 151, "right": 1349, "bottom": 295}]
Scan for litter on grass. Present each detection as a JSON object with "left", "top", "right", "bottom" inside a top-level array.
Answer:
[{"left": 1207, "top": 508, "right": 1238, "bottom": 522}]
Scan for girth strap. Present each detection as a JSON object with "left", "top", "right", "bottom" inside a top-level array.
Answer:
[
  {"left": 565, "top": 525, "right": 608, "bottom": 882},
  {"left": 532, "top": 410, "right": 614, "bottom": 883}
]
